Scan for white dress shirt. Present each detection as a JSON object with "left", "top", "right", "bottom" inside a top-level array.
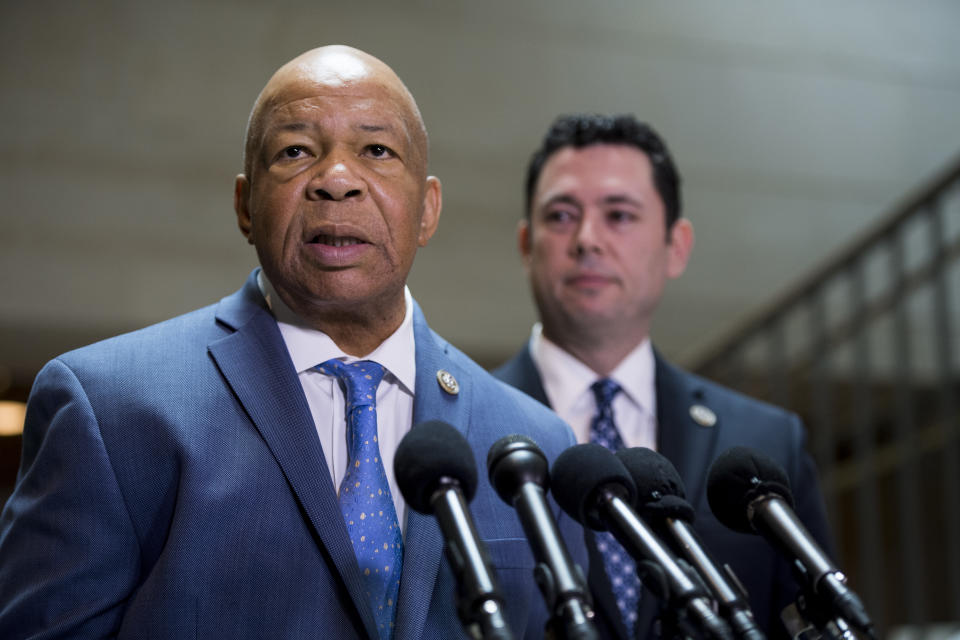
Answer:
[
  {"left": 258, "top": 272, "right": 415, "bottom": 532},
  {"left": 529, "top": 323, "right": 658, "bottom": 450}
]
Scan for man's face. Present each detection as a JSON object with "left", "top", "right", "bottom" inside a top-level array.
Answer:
[
  {"left": 235, "top": 57, "right": 440, "bottom": 321},
  {"left": 520, "top": 144, "right": 693, "bottom": 344}
]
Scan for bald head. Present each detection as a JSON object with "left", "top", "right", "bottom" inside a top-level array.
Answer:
[{"left": 242, "top": 45, "right": 429, "bottom": 179}]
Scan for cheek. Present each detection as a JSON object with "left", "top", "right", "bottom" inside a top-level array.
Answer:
[
  {"left": 250, "top": 189, "right": 302, "bottom": 255},
  {"left": 533, "top": 239, "right": 567, "bottom": 275},
  {"left": 377, "top": 190, "right": 426, "bottom": 246},
  {"left": 630, "top": 251, "right": 668, "bottom": 289}
]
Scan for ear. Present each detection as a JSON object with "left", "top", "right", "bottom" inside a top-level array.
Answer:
[
  {"left": 234, "top": 174, "right": 255, "bottom": 245},
  {"left": 517, "top": 219, "right": 532, "bottom": 265},
  {"left": 417, "top": 176, "right": 443, "bottom": 246},
  {"left": 666, "top": 218, "right": 694, "bottom": 279}
]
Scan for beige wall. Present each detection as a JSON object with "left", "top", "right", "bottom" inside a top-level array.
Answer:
[{"left": 2, "top": 0, "right": 960, "bottom": 383}]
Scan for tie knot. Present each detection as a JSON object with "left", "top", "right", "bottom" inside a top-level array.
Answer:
[
  {"left": 317, "top": 359, "right": 385, "bottom": 408},
  {"left": 591, "top": 378, "right": 622, "bottom": 411}
]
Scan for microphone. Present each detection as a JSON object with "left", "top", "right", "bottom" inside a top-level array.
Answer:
[
  {"left": 487, "top": 434, "right": 599, "bottom": 640},
  {"left": 395, "top": 420, "right": 515, "bottom": 640},
  {"left": 551, "top": 444, "right": 733, "bottom": 640},
  {"left": 707, "top": 447, "right": 874, "bottom": 639},
  {"left": 616, "top": 447, "right": 766, "bottom": 640}
]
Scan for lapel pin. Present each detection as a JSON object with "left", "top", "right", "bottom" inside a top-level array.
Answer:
[
  {"left": 436, "top": 369, "right": 459, "bottom": 395},
  {"left": 689, "top": 404, "right": 717, "bottom": 427}
]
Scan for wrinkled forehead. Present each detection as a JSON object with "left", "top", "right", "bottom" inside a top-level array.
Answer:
[{"left": 260, "top": 75, "right": 411, "bottom": 126}]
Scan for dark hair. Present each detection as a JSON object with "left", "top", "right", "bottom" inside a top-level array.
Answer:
[{"left": 524, "top": 114, "right": 682, "bottom": 229}]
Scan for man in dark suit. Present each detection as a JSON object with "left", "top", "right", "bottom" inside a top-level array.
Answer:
[
  {"left": 494, "top": 114, "right": 834, "bottom": 639},
  {"left": 0, "top": 46, "right": 586, "bottom": 639}
]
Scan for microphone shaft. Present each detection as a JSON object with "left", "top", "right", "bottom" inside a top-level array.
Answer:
[
  {"left": 751, "top": 497, "right": 832, "bottom": 581},
  {"left": 515, "top": 483, "right": 585, "bottom": 598},
  {"left": 751, "top": 496, "right": 873, "bottom": 637},
  {"left": 665, "top": 519, "right": 766, "bottom": 640},
  {"left": 666, "top": 518, "right": 742, "bottom": 604},
  {"left": 433, "top": 485, "right": 514, "bottom": 640},
  {"left": 603, "top": 492, "right": 700, "bottom": 597},
  {"left": 514, "top": 483, "right": 598, "bottom": 640},
  {"left": 601, "top": 491, "right": 733, "bottom": 640}
]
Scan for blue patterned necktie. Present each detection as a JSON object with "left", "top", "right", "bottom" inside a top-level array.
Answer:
[
  {"left": 317, "top": 359, "right": 403, "bottom": 640},
  {"left": 589, "top": 378, "right": 642, "bottom": 635}
]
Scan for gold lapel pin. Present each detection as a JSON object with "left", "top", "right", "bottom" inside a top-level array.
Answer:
[{"left": 436, "top": 369, "right": 460, "bottom": 395}]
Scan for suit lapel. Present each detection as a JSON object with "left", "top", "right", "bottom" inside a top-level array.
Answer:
[
  {"left": 623, "top": 355, "right": 719, "bottom": 639},
  {"left": 393, "top": 304, "right": 473, "bottom": 640},
  {"left": 209, "top": 274, "right": 380, "bottom": 640},
  {"left": 493, "top": 342, "right": 550, "bottom": 406},
  {"left": 655, "top": 354, "right": 721, "bottom": 513}
]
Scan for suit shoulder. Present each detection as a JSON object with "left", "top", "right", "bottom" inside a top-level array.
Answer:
[
  {"left": 444, "top": 342, "right": 559, "bottom": 422},
  {"left": 671, "top": 362, "right": 800, "bottom": 425},
  {"left": 490, "top": 348, "right": 527, "bottom": 385},
  {"left": 56, "top": 304, "right": 220, "bottom": 363},
  {"left": 439, "top": 341, "right": 576, "bottom": 452},
  {"left": 45, "top": 303, "right": 224, "bottom": 390},
  {"left": 659, "top": 359, "right": 807, "bottom": 456}
]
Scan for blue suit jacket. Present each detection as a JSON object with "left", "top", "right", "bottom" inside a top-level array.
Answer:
[
  {"left": 493, "top": 344, "right": 835, "bottom": 640},
  {"left": 0, "top": 272, "right": 587, "bottom": 640}
]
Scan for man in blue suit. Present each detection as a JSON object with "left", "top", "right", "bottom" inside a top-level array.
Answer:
[
  {"left": 493, "top": 114, "right": 835, "bottom": 639},
  {"left": 0, "top": 46, "right": 586, "bottom": 639}
]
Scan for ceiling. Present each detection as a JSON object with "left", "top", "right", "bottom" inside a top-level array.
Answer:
[{"left": 1, "top": 0, "right": 959, "bottom": 385}]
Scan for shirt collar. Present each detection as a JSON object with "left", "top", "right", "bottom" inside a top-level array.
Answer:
[
  {"left": 529, "top": 323, "right": 656, "bottom": 417},
  {"left": 257, "top": 270, "right": 417, "bottom": 395}
]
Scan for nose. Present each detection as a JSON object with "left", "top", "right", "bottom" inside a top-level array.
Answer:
[
  {"left": 570, "top": 211, "right": 602, "bottom": 257},
  {"left": 306, "top": 151, "right": 366, "bottom": 201}
]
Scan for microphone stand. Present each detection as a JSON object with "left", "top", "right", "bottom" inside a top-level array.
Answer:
[{"left": 780, "top": 583, "right": 861, "bottom": 640}]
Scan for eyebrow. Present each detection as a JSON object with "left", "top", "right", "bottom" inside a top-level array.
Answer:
[
  {"left": 540, "top": 193, "right": 644, "bottom": 210},
  {"left": 356, "top": 123, "right": 393, "bottom": 133},
  {"left": 599, "top": 194, "right": 644, "bottom": 208},
  {"left": 540, "top": 194, "right": 582, "bottom": 210},
  {"left": 265, "top": 121, "right": 400, "bottom": 137}
]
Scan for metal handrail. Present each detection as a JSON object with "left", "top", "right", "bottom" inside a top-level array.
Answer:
[{"left": 692, "top": 153, "right": 960, "bottom": 374}]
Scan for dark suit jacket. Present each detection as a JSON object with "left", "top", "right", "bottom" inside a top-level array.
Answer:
[
  {"left": 0, "top": 272, "right": 587, "bottom": 639},
  {"left": 493, "top": 344, "right": 834, "bottom": 640}
]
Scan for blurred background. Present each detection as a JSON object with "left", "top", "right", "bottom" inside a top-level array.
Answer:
[{"left": 1, "top": 1, "right": 958, "bottom": 637}]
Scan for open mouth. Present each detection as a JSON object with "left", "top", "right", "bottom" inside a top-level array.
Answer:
[{"left": 309, "top": 233, "right": 367, "bottom": 247}]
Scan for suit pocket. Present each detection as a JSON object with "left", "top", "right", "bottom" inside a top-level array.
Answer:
[
  {"left": 483, "top": 538, "right": 545, "bottom": 637},
  {"left": 483, "top": 537, "right": 536, "bottom": 570}
]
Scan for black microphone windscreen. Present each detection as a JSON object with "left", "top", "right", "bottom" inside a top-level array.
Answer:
[
  {"left": 394, "top": 420, "right": 478, "bottom": 514},
  {"left": 615, "top": 447, "right": 687, "bottom": 501},
  {"left": 616, "top": 448, "right": 694, "bottom": 522},
  {"left": 486, "top": 434, "right": 548, "bottom": 503},
  {"left": 706, "top": 446, "right": 795, "bottom": 534},
  {"left": 551, "top": 443, "right": 636, "bottom": 530}
]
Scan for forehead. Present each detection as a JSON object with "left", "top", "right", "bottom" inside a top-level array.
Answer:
[
  {"left": 535, "top": 144, "right": 656, "bottom": 201},
  {"left": 260, "top": 76, "right": 414, "bottom": 136}
]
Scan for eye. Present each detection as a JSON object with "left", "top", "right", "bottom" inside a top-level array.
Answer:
[
  {"left": 364, "top": 144, "right": 396, "bottom": 159},
  {"left": 542, "top": 209, "right": 578, "bottom": 228},
  {"left": 607, "top": 209, "right": 638, "bottom": 224},
  {"left": 278, "top": 145, "right": 309, "bottom": 160}
]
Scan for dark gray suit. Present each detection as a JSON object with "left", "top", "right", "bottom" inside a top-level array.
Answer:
[{"left": 494, "top": 344, "right": 834, "bottom": 639}]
